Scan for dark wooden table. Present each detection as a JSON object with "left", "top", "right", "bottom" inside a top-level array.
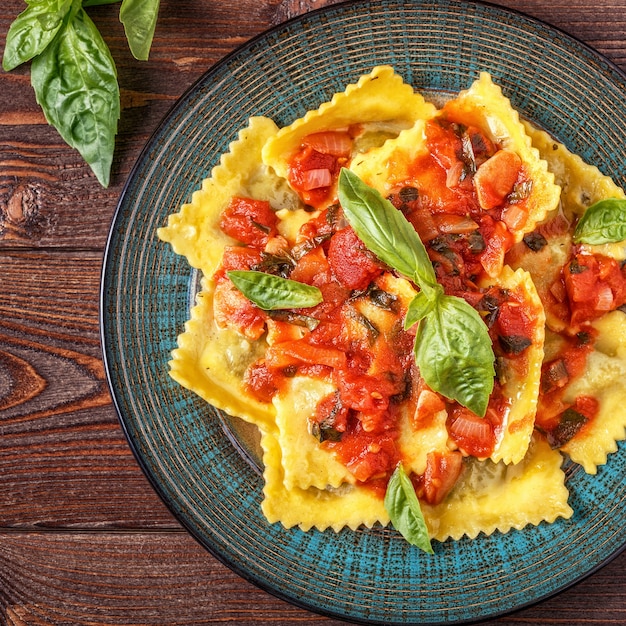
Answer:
[{"left": 1, "top": 0, "right": 625, "bottom": 623}]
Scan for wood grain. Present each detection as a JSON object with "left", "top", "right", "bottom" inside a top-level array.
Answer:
[
  {"left": 0, "top": 532, "right": 624, "bottom": 625},
  {"left": 1, "top": 0, "right": 626, "bottom": 623}
]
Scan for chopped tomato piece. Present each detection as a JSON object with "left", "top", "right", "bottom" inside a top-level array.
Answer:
[
  {"left": 328, "top": 227, "right": 384, "bottom": 290},
  {"left": 421, "top": 451, "right": 464, "bottom": 505},
  {"left": 413, "top": 388, "right": 446, "bottom": 428},
  {"left": 219, "top": 197, "right": 277, "bottom": 246},
  {"left": 480, "top": 219, "right": 513, "bottom": 277},
  {"left": 473, "top": 150, "right": 522, "bottom": 210},
  {"left": 219, "top": 246, "right": 264, "bottom": 272},
  {"left": 290, "top": 245, "right": 331, "bottom": 285},
  {"left": 265, "top": 319, "right": 308, "bottom": 345},
  {"left": 243, "top": 361, "right": 280, "bottom": 402},
  {"left": 265, "top": 339, "right": 346, "bottom": 370},
  {"left": 213, "top": 278, "right": 266, "bottom": 340},
  {"left": 563, "top": 252, "right": 626, "bottom": 326},
  {"left": 288, "top": 146, "right": 343, "bottom": 208},
  {"left": 337, "top": 373, "right": 402, "bottom": 414},
  {"left": 330, "top": 425, "right": 399, "bottom": 483}
]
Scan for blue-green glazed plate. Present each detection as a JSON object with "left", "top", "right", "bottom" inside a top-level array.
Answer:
[{"left": 101, "top": 1, "right": 626, "bottom": 623}]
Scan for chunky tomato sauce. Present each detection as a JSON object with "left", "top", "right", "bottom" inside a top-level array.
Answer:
[
  {"left": 214, "top": 117, "right": 543, "bottom": 501},
  {"left": 213, "top": 111, "right": 626, "bottom": 501}
]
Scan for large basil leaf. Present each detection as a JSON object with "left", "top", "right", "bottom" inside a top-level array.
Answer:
[
  {"left": 415, "top": 294, "right": 495, "bottom": 417},
  {"left": 2, "top": 0, "right": 75, "bottom": 71},
  {"left": 228, "top": 270, "right": 323, "bottom": 311},
  {"left": 338, "top": 169, "right": 495, "bottom": 416},
  {"left": 573, "top": 198, "right": 626, "bottom": 245},
  {"left": 338, "top": 168, "right": 440, "bottom": 298},
  {"left": 119, "top": 0, "right": 160, "bottom": 60},
  {"left": 384, "top": 464, "right": 433, "bottom": 554},
  {"left": 82, "top": 1, "right": 121, "bottom": 5},
  {"left": 31, "top": 7, "right": 120, "bottom": 187}
]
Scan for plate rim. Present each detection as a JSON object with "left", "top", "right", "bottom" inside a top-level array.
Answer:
[{"left": 100, "top": 0, "right": 626, "bottom": 623}]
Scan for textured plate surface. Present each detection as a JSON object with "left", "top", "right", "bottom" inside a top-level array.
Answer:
[{"left": 101, "top": 1, "right": 626, "bottom": 623}]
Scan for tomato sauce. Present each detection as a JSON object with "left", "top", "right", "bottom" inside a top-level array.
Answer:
[{"left": 212, "top": 115, "right": 588, "bottom": 501}]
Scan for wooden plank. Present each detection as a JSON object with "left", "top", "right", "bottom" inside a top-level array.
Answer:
[
  {"left": 0, "top": 532, "right": 624, "bottom": 625},
  {"left": 0, "top": 251, "right": 176, "bottom": 528},
  {"left": 2, "top": 0, "right": 624, "bottom": 250}
]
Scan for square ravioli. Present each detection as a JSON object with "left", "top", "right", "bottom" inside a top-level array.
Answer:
[{"left": 158, "top": 66, "right": 626, "bottom": 550}]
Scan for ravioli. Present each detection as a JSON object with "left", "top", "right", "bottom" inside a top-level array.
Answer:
[
  {"left": 262, "top": 65, "right": 438, "bottom": 208},
  {"left": 560, "top": 311, "right": 626, "bottom": 473},
  {"left": 158, "top": 116, "right": 299, "bottom": 279},
  {"left": 507, "top": 126, "right": 626, "bottom": 474},
  {"left": 158, "top": 66, "right": 626, "bottom": 550},
  {"left": 262, "top": 427, "right": 571, "bottom": 541},
  {"left": 482, "top": 266, "right": 545, "bottom": 465},
  {"left": 168, "top": 277, "right": 276, "bottom": 431},
  {"left": 442, "top": 73, "right": 561, "bottom": 241}
]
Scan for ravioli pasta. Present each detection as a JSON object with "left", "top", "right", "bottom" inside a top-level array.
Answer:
[{"left": 158, "top": 66, "right": 626, "bottom": 545}]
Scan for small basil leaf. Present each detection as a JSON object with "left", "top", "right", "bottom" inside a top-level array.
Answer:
[
  {"left": 384, "top": 464, "right": 434, "bottom": 554},
  {"left": 415, "top": 295, "right": 495, "bottom": 417},
  {"left": 2, "top": 0, "right": 75, "bottom": 71},
  {"left": 404, "top": 290, "right": 441, "bottom": 330},
  {"left": 228, "top": 270, "right": 323, "bottom": 311},
  {"left": 338, "top": 168, "right": 439, "bottom": 297},
  {"left": 573, "top": 198, "right": 626, "bottom": 245},
  {"left": 119, "top": 0, "right": 160, "bottom": 60},
  {"left": 31, "top": 7, "right": 120, "bottom": 187}
]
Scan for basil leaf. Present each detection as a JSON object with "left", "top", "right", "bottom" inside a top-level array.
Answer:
[
  {"left": 404, "top": 290, "right": 440, "bottom": 330},
  {"left": 415, "top": 295, "right": 495, "bottom": 417},
  {"left": 228, "top": 270, "right": 323, "bottom": 311},
  {"left": 338, "top": 168, "right": 439, "bottom": 297},
  {"left": 338, "top": 170, "right": 495, "bottom": 415},
  {"left": 2, "top": 0, "right": 75, "bottom": 71},
  {"left": 31, "top": 7, "right": 120, "bottom": 187},
  {"left": 573, "top": 198, "right": 626, "bottom": 245},
  {"left": 384, "top": 464, "right": 433, "bottom": 554},
  {"left": 82, "top": 1, "right": 121, "bottom": 5},
  {"left": 119, "top": 0, "right": 160, "bottom": 60}
]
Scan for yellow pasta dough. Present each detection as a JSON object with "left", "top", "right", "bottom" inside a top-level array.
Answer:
[{"left": 157, "top": 66, "right": 626, "bottom": 549}]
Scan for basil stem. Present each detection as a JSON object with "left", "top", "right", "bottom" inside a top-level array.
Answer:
[
  {"left": 384, "top": 464, "right": 434, "bottom": 554},
  {"left": 338, "top": 168, "right": 495, "bottom": 416},
  {"left": 573, "top": 198, "right": 626, "bottom": 245},
  {"left": 404, "top": 290, "right": 439, "bottom": 330},
  {"left": 30, "top": 6, "right": 120, "bottom": 187},
  {"left": 227, "top": 270, "right": 323, "bottom": 311},
  {"left": 119, "top": 0, "right": 160, "bottom": 61},
  {"left": 2, "top": 0, "right": 75, "bottom": 72}
]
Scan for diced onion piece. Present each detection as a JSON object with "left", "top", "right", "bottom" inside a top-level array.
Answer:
[
  {"left": 303, "top": 131, "right": 353, "bottom": 157},
  {"left": 434, "top": 213, "right": 479, "bottom": 234},
  {"left": 474, "top": 150, "right": 522, "bottom": 210},
  {"left": 445, "top": 161, "right": 465, "bottom": 188},
  {"left": 501, "top": 203, "right": 528, "bottom": 231},
  {"left": 595, "top": 285, "right": 614, "bottom": 311},
  {"left": 301, "top": 168, "right": 333, "bottom": 190}
]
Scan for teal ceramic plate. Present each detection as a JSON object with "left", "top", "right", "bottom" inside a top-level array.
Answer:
[{"left": 101, "top": 1, "right": 626, "bottom": 623}]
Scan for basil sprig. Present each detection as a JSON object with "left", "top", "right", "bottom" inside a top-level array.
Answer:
[
  {"left": 3, "top": 0, "right": 161, "bottom": 187},
  {"left": 227, "top": 270, "right": 323, "bottom": 311},
  {"left": 338, "top": 168, "right": 495, "bottom": 417},
  {"left": 384, "top": 464, "right": 434, "bottom": 553},
  {"left": 573, "top": 198, "right": 626, "bottom": 245}
]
